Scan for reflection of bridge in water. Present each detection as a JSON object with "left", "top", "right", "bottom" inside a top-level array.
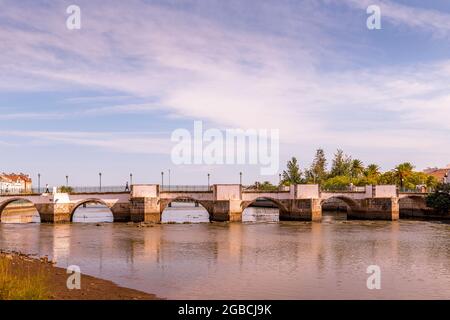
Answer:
[{"left": 0, "top": 184, "right": 431, "bottom": 223}]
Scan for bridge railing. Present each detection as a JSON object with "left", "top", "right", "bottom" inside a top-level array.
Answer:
[
  {"left": 0, "top": 188, "right": 41, "bottom": 195},
  {"left": 320, "top": 187, "right": 366, "bottom": 193},
  {"left": 65, "top": 186, "right": 129, "bottom": 193},
  {"left": 242, "top": 185, "right": 288, "bottom": 192},
  {"left": 160, "top": 185, "right": 212, "bottom": 192},
  {"left": 0, "top": 186, "right": 131, "bottom": 195},
  {"left": 398, "top": 188, "right": 432, "bottom": 194}
]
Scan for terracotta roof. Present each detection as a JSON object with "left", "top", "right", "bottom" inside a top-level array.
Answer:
[
  {"left": 425, "top": 168, "right": 450, "bottom": 181},
  {"left": 0, "top": 173, "right": 32, "bottom": 183}
]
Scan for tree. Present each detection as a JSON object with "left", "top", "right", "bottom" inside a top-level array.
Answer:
[
  {"left": 282, "top": 157, "right": 303, "bottom": 185},
  {"left": 363, "top": 164, "right": 381, "bottom": 185},
  {"left": 251, "top": 181, "right": 278, "bottom": 191},
  {"left": 309, "top": 148, "right": 328, "bottom": 184},
  {"left": 323, "top": 176, "right": 352, "bottom": 191},
  {"left": 394, "top": 162, "right": 415, "bottom": 189},
  {"left": 350, "top": 159, "right": 365, "bottom": 179},
  {"left": 330, "top": 149, "right": 352, "bottom": 177},
  {"left": 364, "top": 164, "right": 380, "bottom": 178},
  {"left": 426, "top": 183, "right": 450, "bottom": 215},
  {"left": 378, "top": 171, "right": 396, "bottom": 185},
  {"left": 58, "top": 186, "right": 73, "bottom": 193}
]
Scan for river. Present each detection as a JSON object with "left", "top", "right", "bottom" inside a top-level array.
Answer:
[{"left": 0, "top": 204, "right": 449, "bottom": 299}]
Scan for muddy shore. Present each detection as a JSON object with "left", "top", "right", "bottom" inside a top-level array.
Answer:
[{"left": 0, "top": 251, "right": 159, "bottom": 300}]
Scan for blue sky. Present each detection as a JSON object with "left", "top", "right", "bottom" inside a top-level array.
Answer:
[{"left": 0, "top": 0, "right": 449, "bottom": 186}]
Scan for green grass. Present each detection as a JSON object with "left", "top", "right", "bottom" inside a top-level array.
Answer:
[{"left": 0, "top": 256, "right": 49, "bottom": 300}]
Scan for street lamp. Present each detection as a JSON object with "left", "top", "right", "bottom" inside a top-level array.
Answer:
[
  {"left": 168, "top": 169, "right": 171, "bottom": 191},
  {"left": 130, "top": 173, "right": 133, "bottom": 186},
  {"left": 99, "top": 172, "right": 102, "bottom": 192},
  {"left": 66, "top": 175, "right": 69, "bottom": 187},
  {"left": 161, "top": 171, "right": 164, "bottom": 189},
  {"left": 207, "top": 173, "right": 210, "bottom": 190},
  {"left": 38, "top": 173, "right": 41, "bottom": 193},
  {"left": 239, "top": 172, "right": 242, "bottom": 185}
]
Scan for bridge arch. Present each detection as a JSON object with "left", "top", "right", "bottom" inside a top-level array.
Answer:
[
  {"left": 0, "top": 198, "right": 41, "bottom": 223},
  {"left": 160, "top": 197, "right": 213, "bottom": 223},
  {"left": 241, "top": 197, "right": 290, "bottom": 222},
  {"left": 69, "top": 198, "right": 114, "bottom": 222},
  {"left": 320, "top": 196, "right": 359, "bottom": 213},
  {"left": 241, "top": 197, "right": 289, "bottom": 213},
  {"left": 160, "top": 196, "right": 213, "bottom": 215}
]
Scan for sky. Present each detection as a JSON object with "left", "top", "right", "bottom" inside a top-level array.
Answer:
[{"left": 0, "top": 0, "right": 449, "bottom": 187}]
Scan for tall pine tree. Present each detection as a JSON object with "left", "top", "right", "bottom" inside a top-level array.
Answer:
[
  {"left": 282, "top": 157, "right": 303, "bottom": 185},
  {"left": 309, "top": 148, "right": 328, "bottom": 184}
]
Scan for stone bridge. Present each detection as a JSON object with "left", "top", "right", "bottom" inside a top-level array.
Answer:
[{"left": 0, "top": 184, "right": 429, "bottom": 223}]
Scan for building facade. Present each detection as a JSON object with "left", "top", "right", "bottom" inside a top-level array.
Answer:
[
  {"left": 0, "top": 173, "right": 32, "bottom": 194},
  {"left": 424, "top": 164, "right": 450, "bottom": 184}
]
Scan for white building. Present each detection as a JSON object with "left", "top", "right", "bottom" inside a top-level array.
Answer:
[{"left": 0, "top": 173, "right": 32, "bottom": 194}]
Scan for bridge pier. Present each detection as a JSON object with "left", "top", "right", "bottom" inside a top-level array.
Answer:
[
  {"left": 279, "top": 199, "right": 322, "bottom": 222},
  {"left": 130, "top": 197, "right": 160, "bottom": 223},
  {"left": 209, "top": 200, "right": 242, "bottom": 222},
  {"left": 34, "top": 203, "right": 71, "bottom": 223},
  {"left": 347, "top": 198, "right": 399, "bottom": 221}
]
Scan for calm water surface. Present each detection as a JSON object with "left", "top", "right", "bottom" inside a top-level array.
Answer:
[{"left": 0, "top": 206, "right": 449, "bottom": 299}]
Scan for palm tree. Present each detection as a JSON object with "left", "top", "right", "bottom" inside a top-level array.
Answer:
[
  {"left": 365, "top": 164, "right": 381, "bottom": 178},
  {"left": 350, "top": 159, "right": 365, "bottom": 179},
  {"left": 394, "top": 162, "right": 414, "bottom": 189}
]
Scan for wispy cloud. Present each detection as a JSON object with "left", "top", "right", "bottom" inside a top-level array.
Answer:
[
  {"left": 0, "top": 130, "right": 171, "bottom": 155},
  {"left": 0, "top": 0, "right": 449, "bottom": 172},
  {"left": 341, "top": 0, "right": 450, "bottom": 37}
]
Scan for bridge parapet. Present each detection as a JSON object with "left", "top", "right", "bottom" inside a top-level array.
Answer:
[
  {"left": 290, "top": 184, "right": 320, "bottom": 199},
  {"left": 373, "top": 185, "right": 397, "bottom": 198}
]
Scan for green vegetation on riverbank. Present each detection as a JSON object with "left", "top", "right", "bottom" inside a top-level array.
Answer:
[
  {"left": 282, "top": 149, "right": 438, "bottom": 190},
  {"left": 252, "top": 148, "right": 440, "bottom": 191},
  {"left": 426, "top": 183, "right": 450, "bottom": 214},
  {"left": 0, "top": 255, "right": 49, "bottom": 300}
]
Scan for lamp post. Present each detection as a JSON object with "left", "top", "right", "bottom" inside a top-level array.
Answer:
[
  {"left": 239, "top": 172, "right": 242, "bottom": 185},
  {"left": 99, "top": 172, "right": 102, "bottom": 192},
  {"left": 38, "top": 173, "right": 41, "bottom": 193},
  {"left": 161, "top": 171, "right": 164, "bottom": 189},
  {"left": 207, "top": 173, "right": 210, "bottom": 190},
  {"left": 66, "top": 175, "right": 69, "bottom": 187},
  {"left": 168, "top": 169, "right": 171, "bottom": 191},
  {"left": 444, "top": 173, "right": 448, "bottom": 184},
  {"left": 130, "top": 173, "right": 133, "bottom": 186}
]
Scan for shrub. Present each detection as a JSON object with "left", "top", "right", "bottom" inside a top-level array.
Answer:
[
  {"left": 58, "top": 186, "right": 74, "bottom": 193},
  {"left": 426, "top": 184, "right": 450, "bottom": 215}
]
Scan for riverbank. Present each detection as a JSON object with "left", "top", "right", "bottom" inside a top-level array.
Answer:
[{"left": 0, "top": 251, "right": 159, "bottom": 300}]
